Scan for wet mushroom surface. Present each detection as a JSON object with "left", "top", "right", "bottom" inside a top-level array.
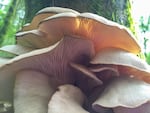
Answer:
[{"left": 0, "top": 7, "right": 150, "bottom": 113}]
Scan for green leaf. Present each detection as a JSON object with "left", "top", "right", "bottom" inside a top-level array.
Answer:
[{"left": 145, "top": 52, "right": 150, "bottom": 65}]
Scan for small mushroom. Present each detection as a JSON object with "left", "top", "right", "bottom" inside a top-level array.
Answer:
[
  {"left": 48, "top": 84, "right": 88, "bottom": 113},
  {"left": 90, "top": 47, "right": 150, "bottom": 83}
]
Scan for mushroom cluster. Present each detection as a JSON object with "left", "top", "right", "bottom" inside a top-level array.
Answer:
[{"left": 0, "top": 7, "right": 150, "bottom": 113}]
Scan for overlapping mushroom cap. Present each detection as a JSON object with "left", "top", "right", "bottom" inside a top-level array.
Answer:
[{"left": 0, "top": 7, "right": 150, "bottom": 113}]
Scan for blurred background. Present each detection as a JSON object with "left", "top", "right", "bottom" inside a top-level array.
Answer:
[{"left": 0, "top": 0, "right": 149, "bottom": 63}]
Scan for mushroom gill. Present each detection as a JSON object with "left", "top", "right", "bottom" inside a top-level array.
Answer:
[{"left": 0, "top": 7, "right": 150, "bottom": 113}]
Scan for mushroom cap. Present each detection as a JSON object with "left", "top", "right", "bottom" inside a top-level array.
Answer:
[
  {"left": 113, "top": 102, "right": 150, "bottom": 113},
  {"left": 48, "top": 84, "right": 88, "bottom": 113},
  {"left": 0, "top": 44, "right": 33, "bottom": 65},
  {"left": 21, "top": 7, "right": 79, "bottom": 31},
  {"left": 39, "top": 12, "right": 141, "bottom": 54},
  {"left": 92, "top": 76, "right": 150, "bottom": 108},
  {"left": 0, "top": 45, "right": 33, "bottom": 55},
  {"left": 90, "top": 47, "right": 150, "bottom": 83},
  {"left": 16, "top": 30, "right": 52, "bottom": 49},
  {"left": 0, "top": 57, "right": 11, "bottom": 65},
  {"left": 37, "top": 7, "right": 79, "bottom": 15}
]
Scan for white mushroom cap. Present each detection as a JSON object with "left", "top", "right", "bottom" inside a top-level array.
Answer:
[
  {"left": 93, "top": 76, "right": 150, "bottom": 108},
  {"left": 0, "top": 57, "right": 11, "bottom": 65},
  {"left": 90, "top": 47, "right": 150, "bottom": 83},
  {"left": 37, "top": 7, "right": 79, "bottom": 15},
  {"left": 48, "top": 84, "right": 89, "bottom": 113},
  {"left": 0, "top": 45, "right": 33, "bottom": 55}
]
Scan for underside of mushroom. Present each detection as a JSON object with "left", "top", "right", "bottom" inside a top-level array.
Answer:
[{"left": 0, "top": 7, "right": 150, "bottom": 113}]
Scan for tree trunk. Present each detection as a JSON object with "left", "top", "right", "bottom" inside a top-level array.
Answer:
[
  {"left": 24, "top": 0, "right": 134, "bottom": 29},
  {"left": 0, "top": 0, "right": 17, "bottom": 45}
]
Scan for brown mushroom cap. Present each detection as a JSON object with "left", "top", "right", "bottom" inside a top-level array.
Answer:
[
  {"left": 21, "top": 7, "right": 79, "bottom": 31},
  {"left": 39, "top": 12, "right": 141, "bottom": 54},
  {"left": 16, "top": 30, "right": 53, "bottom": 49},
  {"left": 90, "top": 47, "right": 150, "bottom": 83}
]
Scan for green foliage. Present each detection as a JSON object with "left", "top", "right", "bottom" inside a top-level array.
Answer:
[
  {"left": 139, "top": 16, "right": 150, "bottom": 64},
  {"left": 0, "top": 0, "right": 25, "bottom": 46},
  {"left": 139, "top": 16, "right": 150, "bottom": 33},
  {"left": 0, "top": 10, "right": 5, "bottom": 27},
  {"left": 145, "top": 52, "right": 150, "bottom": 65}
]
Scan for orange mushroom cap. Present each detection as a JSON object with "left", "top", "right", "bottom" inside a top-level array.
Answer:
[{"left": 39, "top": 12, "right": 141, "bottom": 54}]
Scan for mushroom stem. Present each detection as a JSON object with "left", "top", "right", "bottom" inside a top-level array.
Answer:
[
  {"left": 14, "top": 70, "right": 56, "bottom": 113},
  {"left": 48, "top": 84, "right": 89, "bottom": 113}
]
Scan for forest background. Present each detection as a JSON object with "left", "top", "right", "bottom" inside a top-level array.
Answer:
[{"left": 0, "top": 0, "right": 149, "bottom": 64}]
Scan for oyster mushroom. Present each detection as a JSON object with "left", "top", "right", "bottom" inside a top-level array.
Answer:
[{"left": 0, "top": 7, "right": 148, "bottom": 113}]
